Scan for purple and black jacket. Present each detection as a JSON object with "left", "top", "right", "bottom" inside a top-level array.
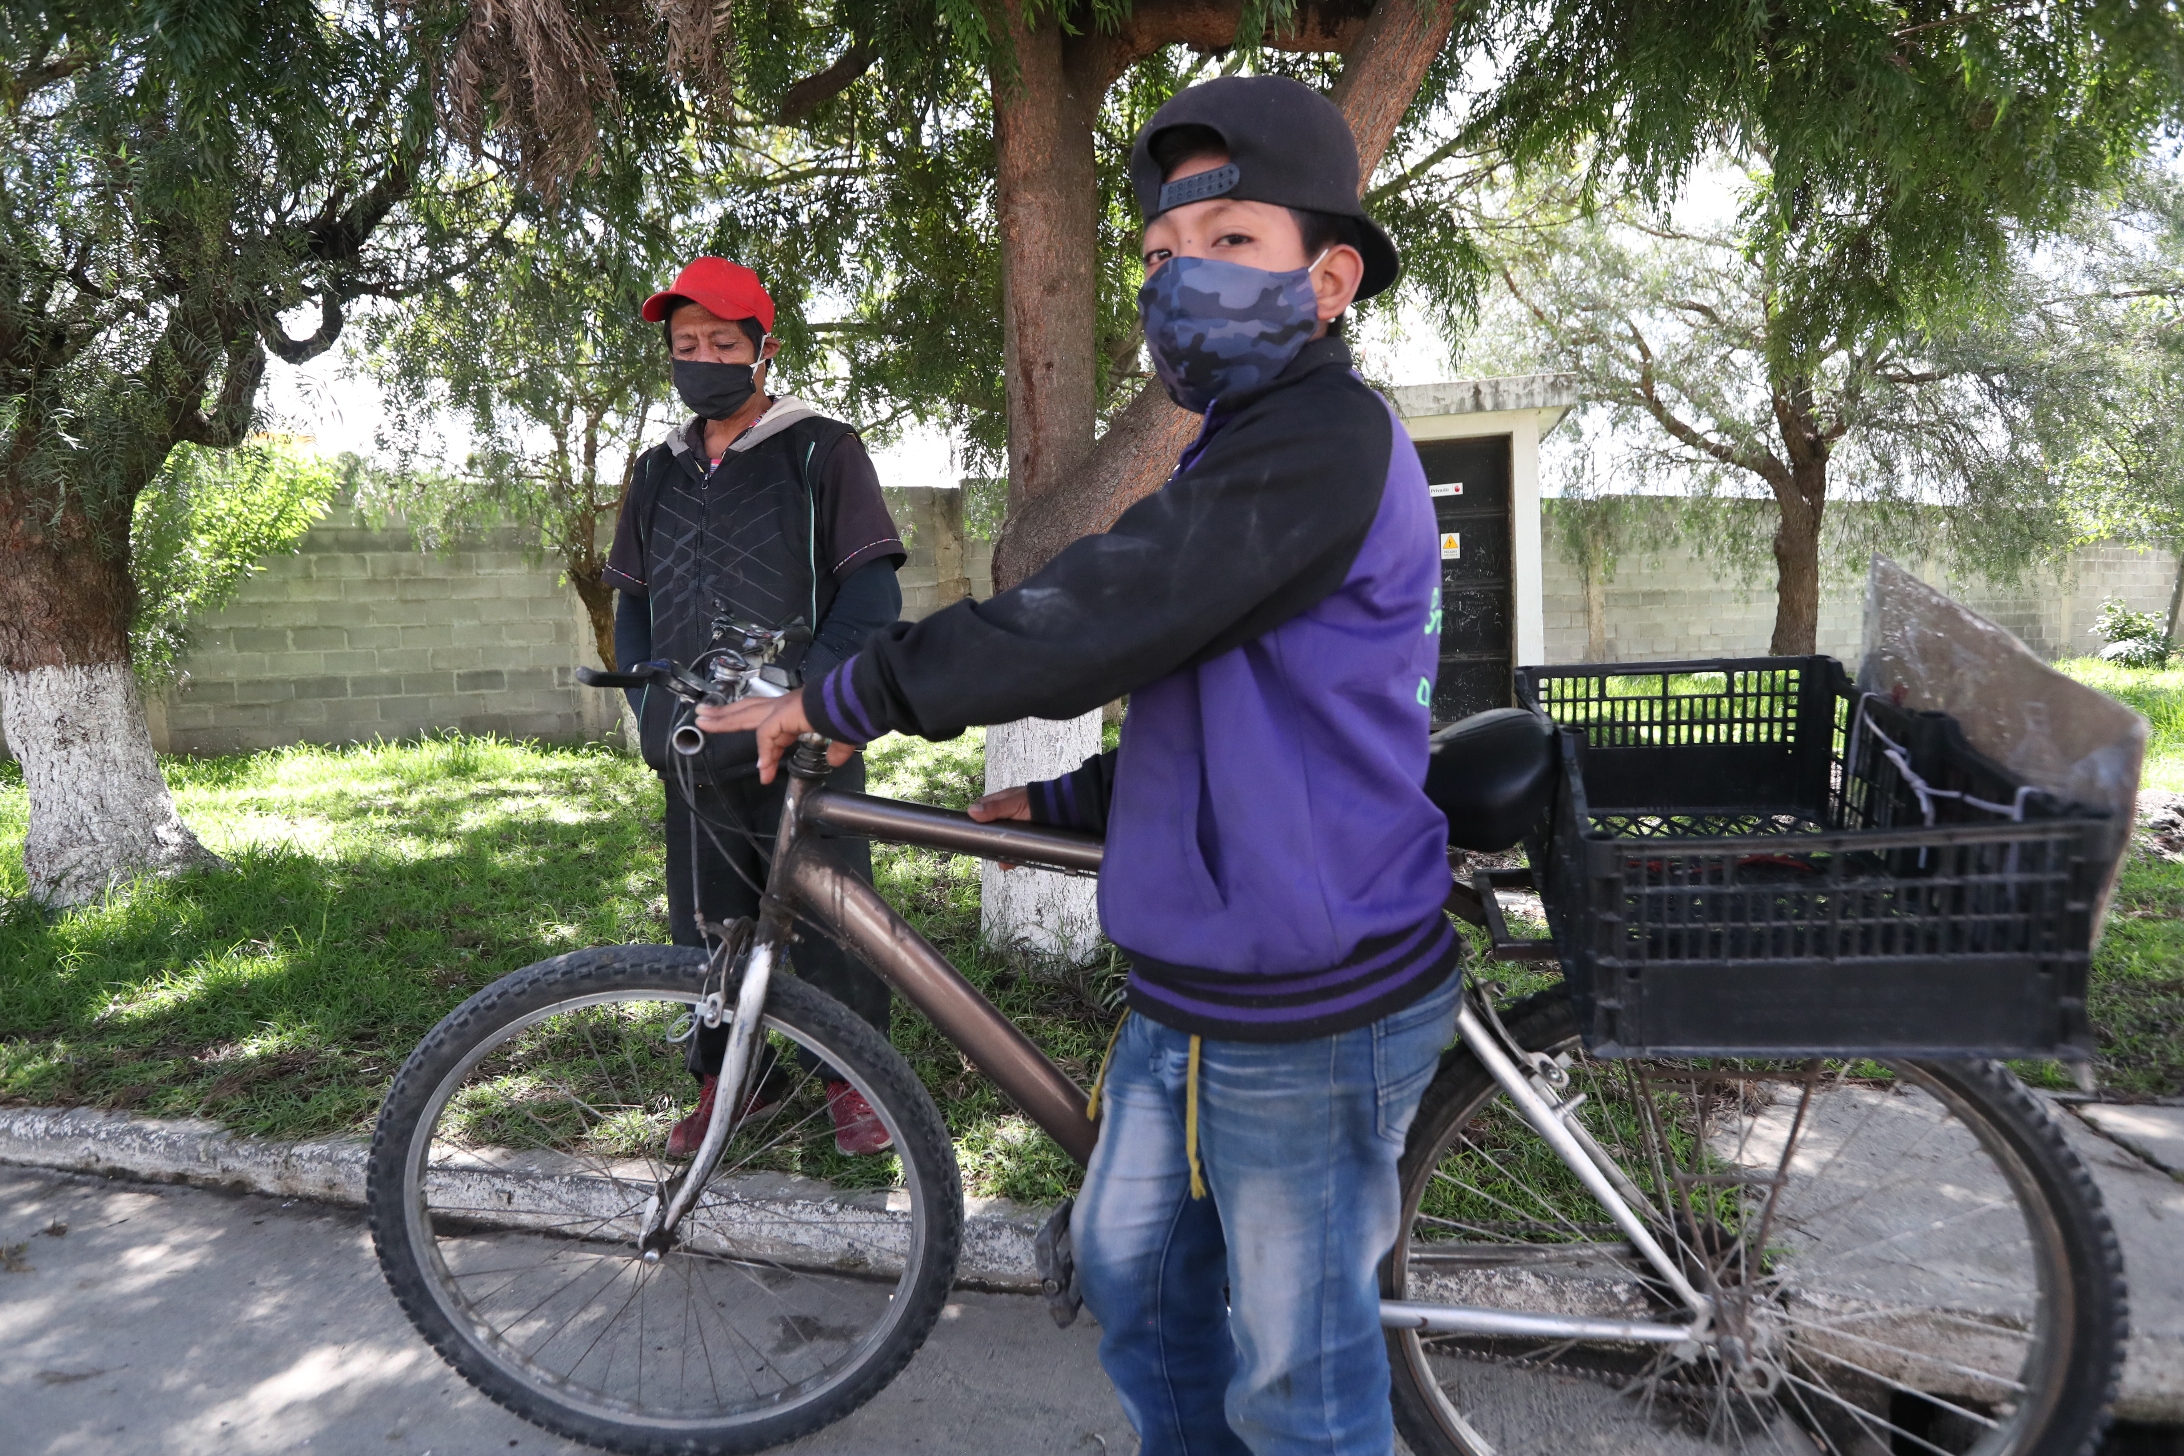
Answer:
[{"left": 805, "top": 336, "right": 1459, "bottom": 1041}]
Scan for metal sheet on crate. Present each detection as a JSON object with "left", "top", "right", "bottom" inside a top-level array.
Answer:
[{"left": 1860, "top": 556, "right": 2146, "bottom": 930}]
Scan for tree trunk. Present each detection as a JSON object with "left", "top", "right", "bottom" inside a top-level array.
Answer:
[
  {"left": 0, "top": 478, "right": 222, "bottom": 905},
  {"left": 986, "top": 1, "right": 1104, "bottom": 594},
  {"left": 988, "top": 0, "right": 1465, "bottom": 590},
  {"left": 981, "top": 710, "right": 1104, "bottom": 967},
  {"left": 1767, "top": 466, "right": 1827, "bottom": 656},
  {"left": 2165, "top": 547, "right": 2184, "bottom": 643},
  {"left": 1585, "top": 568, "right": 1609, "bottom": 661},
  {"left": 570, "top": 561, "right": 618, "bottom": 669},
  {"left": 0, "top": 663, "right": 223, "bottom": 904}
]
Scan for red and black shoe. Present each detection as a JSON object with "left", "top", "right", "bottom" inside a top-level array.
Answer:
[
  {"left": 825, "top": 1080, "right": 895, "bottom": 1155},
  {"left": 665, "top": 1068, "right": 791, "bottom": 1159}
]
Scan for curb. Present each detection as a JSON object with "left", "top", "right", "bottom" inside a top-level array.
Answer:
[
  {"left": 8, "top": 1101, "right": 2178, "bottom": 1420},
  {"left": 0, "top": 1104, "right": 1049, "bottom": 1291}
]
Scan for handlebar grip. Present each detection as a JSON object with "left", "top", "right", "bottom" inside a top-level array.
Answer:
[{"left": 576, "top": 666, "right": 654, "bottom": 689}]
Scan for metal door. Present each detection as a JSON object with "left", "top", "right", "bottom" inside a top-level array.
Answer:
[{"left": 1416, "top": 436, "right": 1513, "bottom": 725}]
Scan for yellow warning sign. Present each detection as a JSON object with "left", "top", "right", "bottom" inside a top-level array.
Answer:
[{"left": 1439, "top": 532, "right": 1461, "bottom": 560}]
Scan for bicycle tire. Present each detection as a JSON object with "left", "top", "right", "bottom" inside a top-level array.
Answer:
[
  {"left": 1384, "top": 988, "right": 2126, "bottom": 1456},
  {"left": 366, "top": 944, "right": 962, "bottom": 1455}
]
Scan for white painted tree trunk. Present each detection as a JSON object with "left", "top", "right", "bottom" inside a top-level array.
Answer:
[
  {"left": 0, "top": 663, "right": 222, "bottom": 906},
  {"left": 982, "top": 711, "right": 1103, "bottom": 967}
]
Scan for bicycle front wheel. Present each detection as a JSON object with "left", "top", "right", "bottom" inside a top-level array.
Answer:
[
  {"left": 1386, "top": 989, "right": 2125, "bottom": 1456},
  {"left": 366, "top": 944, "right": 962, "bottom": 1455}
]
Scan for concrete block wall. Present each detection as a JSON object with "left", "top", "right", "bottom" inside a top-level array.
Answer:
[
  {"left": 1, "top": 488, "right": 988, "bottom": 761},
  {"left": 886, "top": 486, "right": 995, "bottom": 619},
  {"left": 1539, "top": 518, "right": 2178, "bottom": 666},
  {"left": 145, "top": 505, "right": 616, "bottom": 756},
  {"left": 3, "top": 490, "right": 2169, "bottom": 760}
]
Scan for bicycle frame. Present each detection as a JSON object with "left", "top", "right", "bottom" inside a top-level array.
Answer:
[{"left": 654, "top": 742, "right": 1714, "bottom": 1344}]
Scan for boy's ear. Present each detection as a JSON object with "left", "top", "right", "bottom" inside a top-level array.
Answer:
[{"left": 1311, "top": 244, "right": 1365, "bottom": 322}]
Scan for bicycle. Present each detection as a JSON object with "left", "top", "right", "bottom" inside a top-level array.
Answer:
[{"left": 365, "top": 646, "right": 2128, "bottom": 1456}]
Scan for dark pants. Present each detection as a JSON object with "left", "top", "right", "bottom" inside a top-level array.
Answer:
[{"left": 663, "top": 756, "right": 891, "bottom": 1079}]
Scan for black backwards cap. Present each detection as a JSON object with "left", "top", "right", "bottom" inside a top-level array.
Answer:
[{"left": 1129, "top": 74, "right": 1401, "bottom": 301}]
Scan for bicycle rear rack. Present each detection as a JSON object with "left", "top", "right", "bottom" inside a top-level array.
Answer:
[{"left": 1447, "top": 866, "right": 1559, "bottom": 962}]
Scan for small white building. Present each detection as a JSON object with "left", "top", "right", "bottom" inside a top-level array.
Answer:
[{"left": 1391, "top": 374, "right": 1578, "bottom": 720}]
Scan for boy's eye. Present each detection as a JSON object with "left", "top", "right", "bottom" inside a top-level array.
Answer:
[
  {"left": 1214, "top": 231, "right": 1252, "bottom": 247},
  {"left": 1143, "top": 248, "right": 1171, "bottom": 268}
]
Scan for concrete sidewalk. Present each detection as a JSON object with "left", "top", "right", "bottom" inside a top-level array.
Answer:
[
  {"left": 0, "top": 1168, "right": 1134, "bottom": 1456},
  {"left": 3, "top": 1095, "right": 2178, "bottom": 1451}
]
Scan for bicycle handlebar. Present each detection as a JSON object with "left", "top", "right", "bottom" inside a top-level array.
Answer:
[
  {"left": 576, "top": 643, "right": 798, "bottom": 758},
  {"left": 573, "top": 666, "right": 656, "bottom": 691}
]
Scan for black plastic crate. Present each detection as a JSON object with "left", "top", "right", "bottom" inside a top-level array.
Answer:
[{"left": 1514, "top": 656, "right": 2111, "bottom": 1059}]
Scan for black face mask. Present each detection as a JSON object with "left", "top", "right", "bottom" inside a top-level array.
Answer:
[{"left": 673, "top": 359, "right": 761, "bottom": 421}]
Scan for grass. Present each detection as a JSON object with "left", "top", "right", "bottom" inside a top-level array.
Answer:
[
  {"left": 2055, "top": 655, "right": 2184, "bottom": 793},
  {"left": 0, "top": 729, "right": 1121, "bottom": 1205},
  {"left": 4, "top": 659, "right": 2180, "bottom": 1210},
  {"left": 2047, "top": 657, "right": 2184, "bottom": 1098},
  {"left": 0, "top": 735, "right": 666, "bottom": 1141}
]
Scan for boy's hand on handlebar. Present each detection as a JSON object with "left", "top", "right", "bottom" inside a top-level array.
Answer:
[
  {"left": 700, "top": 688, "right": 855, "bottom": 782},
  {"left": 967, "top": 785, "right": 1032, "bottom": 823},
  {"left": 968, "top": 785, "right": 1032, "bottom": 871},
  {"left": 693, "top": 696, "right": 776, "bottom": 735}
]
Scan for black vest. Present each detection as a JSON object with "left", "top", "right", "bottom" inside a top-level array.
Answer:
[{"left": 628, "top": 414, "right": 856, "bottom": 780}]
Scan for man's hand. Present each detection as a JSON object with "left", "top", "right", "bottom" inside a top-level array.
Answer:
[
  {"left": 967, "top": 785, "right": 1032, "bottom": 823},
  {"left": 693, "top": 688, "right": 855, "bottom": 782}
]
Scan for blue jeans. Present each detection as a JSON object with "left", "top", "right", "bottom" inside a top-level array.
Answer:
[{"left": 1074, "top": 971, "right": 1461, "bottom": 1456}]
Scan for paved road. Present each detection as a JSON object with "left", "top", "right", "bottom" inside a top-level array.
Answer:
[{"left": 0, "top": 1168, "right": 1135, "bottom": 1456}]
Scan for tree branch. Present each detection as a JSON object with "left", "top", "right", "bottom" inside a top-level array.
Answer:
[
  {"left": 173, "top": 336, "right": 266, "bottom": 448},
  {"left": 778, "top": 42, "right": 879, "bottom": 124},
  {"left": 258, "top": 293, "right": 343, "bottom": 365}
]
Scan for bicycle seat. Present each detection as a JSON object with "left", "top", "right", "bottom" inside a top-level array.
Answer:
[{"left": 1424, "top": 707, "right": 1556, "bottom": 851}]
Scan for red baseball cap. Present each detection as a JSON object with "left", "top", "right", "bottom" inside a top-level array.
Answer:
[{"left": 641, "top": 257, "right": 776, "bottom": 333}]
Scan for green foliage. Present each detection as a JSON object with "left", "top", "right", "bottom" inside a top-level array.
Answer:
[
  {"left": 0, "top": 3, "right": 453, "bottom": 529},
  {"left": 1461, "top": 0, "right": 2184, "bottom": 373},
  {"left": 1481, "top": 171, "right": 2064, "bottom": 588},
  {"left": 129, "top": 441, "right": 337, "bottom": 680},
  {"left": 2091, "top": 598, "right": 2175, "bottom": 667},
  {"left": 352, "top": 188, "right": 680, "bottom": 655},
  {"left": 1964, "top": 170, "right": 2184, "bottom": 589}
]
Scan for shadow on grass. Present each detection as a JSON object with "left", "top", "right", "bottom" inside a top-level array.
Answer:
[
  {"left": 0, "top": 731, "right": 1123, "bottom": 1206},
  {"left": 0, "top": 737, "right": 667, "bottom": 1140}
]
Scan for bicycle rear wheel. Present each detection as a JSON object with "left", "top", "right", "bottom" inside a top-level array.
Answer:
[
  {"left": 1385, "top": 989, "right": 2125, "bottom": 1456},
  {"left": 366, "top": 944, "right": 961, "bottom": 1455}
]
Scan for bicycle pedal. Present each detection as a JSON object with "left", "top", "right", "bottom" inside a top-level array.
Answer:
[{"left": 1034, "top": 1196, "right": 1083, "bottom": 1329}]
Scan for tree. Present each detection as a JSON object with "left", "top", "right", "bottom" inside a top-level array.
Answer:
[
  {"left": 1978, "top": 170, "right": 2184, "bottom": 639},
  {"left": 1440, "top": 0, "right": 2184, "bottom": 653},
  {"left": 0, "top": 3, "right": 509, "bottom": 904},
  {"left": 357, "top": 205, "right": 677, "bottom": 672},
  {"left": 1488, "top": 174, "right": 2064, "bottom": 651},
  {"left": 130, "top": 439, "right": 339, "bottom": 681}
]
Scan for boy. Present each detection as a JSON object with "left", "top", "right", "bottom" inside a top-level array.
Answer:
[{"left": 709, "top": 76, "right": 1459, "bottom": 1455}]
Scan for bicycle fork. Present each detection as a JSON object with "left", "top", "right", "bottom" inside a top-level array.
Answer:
[
  {"left": 637, "top": 930, "right": 780, "bottom": 1260},
  {"left": 1378, "top": 985, "right": 1716, "bottom": 1345},
  {"left": 638, "top": 747, "right": 823, "bottom": 1259}
]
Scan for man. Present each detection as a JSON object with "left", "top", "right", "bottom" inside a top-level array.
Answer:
[
  {"left": 606, "top": 256, "right": 907, "bottom": 1155},
  {"left": 710, "top": 78, "right": 1459, "bottom": 1455}
]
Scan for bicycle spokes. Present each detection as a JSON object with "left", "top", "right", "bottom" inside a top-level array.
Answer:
[{"left": 1395, "top": 1029, "right": 2071, "bottom": 1456}]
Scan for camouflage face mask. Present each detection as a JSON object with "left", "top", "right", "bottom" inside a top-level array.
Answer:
[{"left": 1138, "top": 252, "right": 1324, "bottom": 414}]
